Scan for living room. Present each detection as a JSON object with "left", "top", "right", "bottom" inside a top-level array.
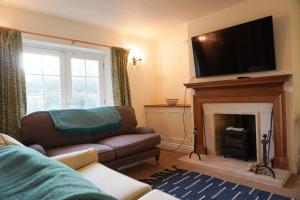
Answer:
[{"left": 0, "top": 0, "right": 299, "bottom": 199}]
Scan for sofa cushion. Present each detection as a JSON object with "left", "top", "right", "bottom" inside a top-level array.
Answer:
[
  {"left": 98, "top": 133, "right": 161, "bottom": 158},
  {"left": 46, "top": 144, "right": 116, "bottom": 162},
  {"left": 115, "top": 106, "right": 138, "bottom": 132},
  {"left": 29, "top": 144, "right": 47, "bottom": 155},
  {"left": 52, "top": 149, "right": 98, "bottom": 170},
  {"left": 93, "top": 106, "right": 138, "bottom": 142},
  {"left": 78, "top": 162, "right": 151, "bottom": 200}
]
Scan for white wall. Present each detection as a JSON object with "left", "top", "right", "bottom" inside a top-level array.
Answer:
[
  {"left": 289, "top": 0, "right": 300, "bottom": 172},
  {"left": 0, "top": 5, "right": 158, "bottom": 126},
  {"left": 156, "top": 26, "right": 191, "bottom": 104}
]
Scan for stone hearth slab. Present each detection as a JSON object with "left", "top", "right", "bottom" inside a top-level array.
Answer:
[{"left": 178, "top": 155, "right": 291, "bottom": 187}]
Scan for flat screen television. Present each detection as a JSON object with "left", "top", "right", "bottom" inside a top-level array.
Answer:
[{"left": 192, "top": 16, "right": 276, "bottom": 78}]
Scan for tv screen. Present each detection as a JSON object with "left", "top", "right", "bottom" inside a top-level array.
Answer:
[{"left": 192, "top": 16, "right": 276, "bottom": 78}]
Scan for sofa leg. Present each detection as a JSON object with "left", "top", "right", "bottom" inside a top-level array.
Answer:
[{"left": 155, "top": 155, "right": 160, "bottom": 165}]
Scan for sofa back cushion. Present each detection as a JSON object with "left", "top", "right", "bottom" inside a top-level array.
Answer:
[
  {"left": 20, "top": 106, "right": 138, "bottom": 148},
  {"left": 114, "top": 106, "right": 137, "bottom": 133},
  {"left": 20, "top": 112, "right": 94, "bottom": 149},
  {"left": 93, "top": 106, "right": 138, "bottom": 141}
]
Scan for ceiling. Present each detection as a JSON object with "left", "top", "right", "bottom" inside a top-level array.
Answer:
[{"left": 0, "top": 0, "right": 247, "bottom": 39}]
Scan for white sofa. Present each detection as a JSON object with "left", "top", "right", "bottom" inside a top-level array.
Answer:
[
  {"left": 53, "top": 148, "right": 179, "bottom": 200},
  {"left": 1, "top": 133, "right": 179, "bottom": 200}
]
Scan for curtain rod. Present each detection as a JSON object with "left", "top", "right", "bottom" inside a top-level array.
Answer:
[{"left": 1, "top": 25, "right": 130, "bottom": 50}]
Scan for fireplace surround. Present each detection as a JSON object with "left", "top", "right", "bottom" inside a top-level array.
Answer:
[{"left": 184, "top": 74, "right": 292, "bottom": 169}]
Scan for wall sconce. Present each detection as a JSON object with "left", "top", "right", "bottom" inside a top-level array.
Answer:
[{"left": 132, "top": 56, "right": 142, "bottom": 65}]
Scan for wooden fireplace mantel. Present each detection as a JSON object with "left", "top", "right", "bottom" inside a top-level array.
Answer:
[{"left": 184, "top": 74, "right": 292, "bottom": 169}]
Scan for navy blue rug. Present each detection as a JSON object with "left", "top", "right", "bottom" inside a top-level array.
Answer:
[{"left": 140, "top": 166, "right": 293, "bottom": 200}]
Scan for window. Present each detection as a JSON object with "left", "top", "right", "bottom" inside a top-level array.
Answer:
[
  {"left": 69, "top": 57, "right": 103, "bottom": 108},
  {"left": 24, "top": 49, "right": 63, "bottom": 113},
  {"left": 23, "top": 42, "right": 111, "bottom": 114}
]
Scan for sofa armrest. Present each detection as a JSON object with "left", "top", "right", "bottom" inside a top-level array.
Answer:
[
  {"left": 132, "top": 127, "right": 155, "bottom": 134},
  {"left": 29, "top": 144, "right": 47, "bottom": 155},
  {"left": 0, "top": 133, "right": 24, "bottom": 146},
  {"left": 52, "top": 148, "right": 98, "bottom": 170}
]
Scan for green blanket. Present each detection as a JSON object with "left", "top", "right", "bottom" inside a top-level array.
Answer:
[
  {"left": 0, "top": 145, "right": 117, "bottom": 200},
  {"left": 49, "top": 106, "right": 121, "bottom": 136}
]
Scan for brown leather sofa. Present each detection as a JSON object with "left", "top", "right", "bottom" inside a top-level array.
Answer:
[{"left": 20, "top": 106, "right": 161, "bottom": 169}]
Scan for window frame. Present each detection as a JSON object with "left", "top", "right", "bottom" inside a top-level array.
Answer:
[
  {"left": 23, "top": 46, "right": 66, "bottom": 111},
  {"left": 23, "top": 40, "right": 111, "bottom": 113},
  {"left": 65, "top": 51, "right": 105, "bottom": 108}
]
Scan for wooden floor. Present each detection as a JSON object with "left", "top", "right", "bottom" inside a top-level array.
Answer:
[{"left": 121, "top": 150, "right": 300, "bottom": 199}]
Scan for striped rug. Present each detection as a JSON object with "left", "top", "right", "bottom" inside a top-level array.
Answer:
[{"left": 140, "top": 166, "right": 293, "bottom": 200}]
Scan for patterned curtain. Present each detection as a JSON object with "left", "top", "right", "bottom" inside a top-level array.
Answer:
[
  {"left": 111, "top": 47, "right": 132, "bottom": 106},
  {"left": 0, "top": 28, "right": 26, "bottom": 140}
]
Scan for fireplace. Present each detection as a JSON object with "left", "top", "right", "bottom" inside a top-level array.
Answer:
[
  {"left": 214, "top": 114, "right": 257, "bottom": 161},
  {"left": 184, "top": 74, "right": 291, "bottom": 169},
  {"left": 203, "top": 103, "right": 273, "bottom": 163}
]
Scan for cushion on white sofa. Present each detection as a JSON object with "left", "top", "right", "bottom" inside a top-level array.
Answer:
[
  {"left": 78, "top": 162, "right": 151, "bottom": 200},
  {"left": 52, "top": 148, "right": 98, "bottom": 170}
]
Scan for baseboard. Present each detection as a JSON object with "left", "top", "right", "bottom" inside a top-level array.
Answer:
[{"left": 158, "top": 141, "right": 193, "bottom": 153}]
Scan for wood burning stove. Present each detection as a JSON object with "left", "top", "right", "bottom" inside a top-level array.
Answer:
[
  {"left": 223, "top": 127, "right": 251, "bottom": 161},
  {"left": 218, "top": 114, "right": 256, "bottom": 161}
]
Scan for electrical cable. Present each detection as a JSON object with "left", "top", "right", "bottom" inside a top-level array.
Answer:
[{"left": 164, "top": 76, "right": 195, "bottom": 152}]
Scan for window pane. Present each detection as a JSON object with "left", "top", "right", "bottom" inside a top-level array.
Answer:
[
  {"left": 27, "top": 95, "right": 43, "bottom": 113},
  {"left": 72, "top": 77, "right": 85, "bottom": 94},
  {"left": 71, "top": 58, "right": 85, "bottom": 76},
  {"left": 44, "top": 76, "right": 60, "bottom": 94},
  {"left": 86, "top": 60, "right": 99, "bottom": 77},
  {"left": 86, "top": 95, "right": 99, "bottom": 108},
  {"left": 43, "top": 55, "right": 60, "bottom": 75},
  {"left": 44, "top": 95, "right": 61, "bottom": 110},
  {"left": 26, "top": 75, "right": 43, "bottom": 94},
  {"left": 71, "top": 95, "right": 85, "bottom": 108},
  {"left": 23, "top": 53, "right": 42, "bottom": 74},
  {"left": 86, "top": 78, "right": 99, "bottom": 94}
]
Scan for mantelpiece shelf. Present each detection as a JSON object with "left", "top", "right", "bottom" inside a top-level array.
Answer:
[{"left": 184, "top": 74, "right": 291, "bottom": 89}]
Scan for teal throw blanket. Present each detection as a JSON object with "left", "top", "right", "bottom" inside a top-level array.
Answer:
[
  {"left": 0, "top": 145, "right": 117, "bottom": 200},
  {"left": 49, "top": 106, "right": 121, "bottom": 136}
]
